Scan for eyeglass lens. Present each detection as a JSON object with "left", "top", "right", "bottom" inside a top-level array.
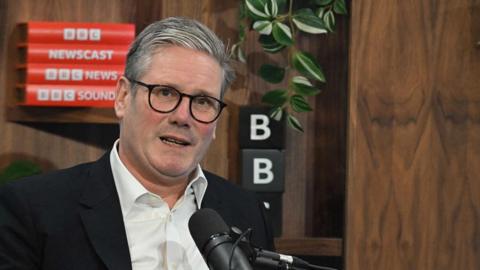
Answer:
[{"left": 149, "top": 86, "right": 222, "bottom": 123}]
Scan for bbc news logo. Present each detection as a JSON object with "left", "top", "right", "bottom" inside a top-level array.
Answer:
[
  {"left": 45, "top": 68, "right": 83, "bottom": 81},
  {"left": 44, "top": 68, "right": 119, "bottom": 81},
  {"left": 63, "top": 28, "right": 101, "bottom": 41}
]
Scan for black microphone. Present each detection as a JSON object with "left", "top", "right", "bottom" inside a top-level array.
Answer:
[{"left": 188, "top": 208, "right": 253, "bottom": 270}]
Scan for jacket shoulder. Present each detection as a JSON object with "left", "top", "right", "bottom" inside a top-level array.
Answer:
[{"left": 202, "top": 171, "right": 275, "bottom": 250}]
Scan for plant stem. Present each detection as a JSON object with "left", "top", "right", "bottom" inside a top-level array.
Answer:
[{"left": 285, "top": 0, "right": 297, "bottom": 112}]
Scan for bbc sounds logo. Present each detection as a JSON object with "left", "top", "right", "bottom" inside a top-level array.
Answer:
[{"left": 36, "top": 88, "right": 115, "bottom": 102}]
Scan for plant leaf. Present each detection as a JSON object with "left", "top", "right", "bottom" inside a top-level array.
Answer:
[
  {"left": 316, "top": 7, "right": 327, "bottom": 18},
  {"left": 0, "top": 160, "right": 42, "bottom": 185},
  {"left": 287, "top": 114, "right": 304, "bottom": 132},
  {"left": 269, "top": 107, "right": 283, "bottom": 121},
  {"left": 237, "top": 46, "right": 246, "bottom": 63},
  {"left": 290, "top": 95, "right": 312, "bottom": 112},
  {"left": 261, "top": 89, "right": 288, "bottom": 106},
  {"left": 239, "top": 23, "right": 246, "bottom": 41},
  {"left": 333, "top": 0, "right": 347, "bottom": 15},
  {"left": 324, "top": 10, "right": 335, "bottom": 32},
  {"left": 253, "top": 20, "right": 273, "bottom": 35},
  {"left": 258, "top": 34, "right": 285, "bottom": 53},
  {"left": 231, "top": 43, "right": 239, "bottom": 59},
  {"left": 259, "top": 64, "right": 285, "bottom": 83},
  {"left": 239, "top": 1, "right": 247, "bottom": 19},
  {"left": 293, "top": 8, "right": 327, "bottom": 34},
  {"left": 245, "top": 0, "right": 270, "bottom": 20},
  {"left": 263, "top": 1, "right": 271, "bottom": 17},
  {"left": 291, "top": 76, "right": 321, "bottom": 96},
  {"left": 265, "top": 0, "right": 278, "bottom": 17},
  {"left": 293, "top": 51, "right": 326, "bottom": 82},
  {"left": 292, "top": 76, "right": 313, "bottom": 86},
  {"left": 272, "top": 22, "right": 293, "bottom": 46}
]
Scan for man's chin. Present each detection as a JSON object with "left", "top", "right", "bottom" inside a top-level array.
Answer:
[{"left": 156, "top": 165, "right": 195, "bottom": 183}]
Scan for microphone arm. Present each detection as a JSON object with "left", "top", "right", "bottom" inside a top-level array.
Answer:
[
  {"left": 230, "top": 227, "right": 337, "bottom": 270},
  {"left": 253, "top": 248, "right": 337, "bottom": 270}
]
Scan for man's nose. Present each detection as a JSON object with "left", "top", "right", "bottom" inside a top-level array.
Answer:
[{"left": 168, "top": 96, "right": 191, "bottom": 125}]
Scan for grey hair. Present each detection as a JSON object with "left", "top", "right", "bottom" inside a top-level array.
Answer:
[{"left": 124, "top": 17, "right": 235, "bottom": 99}]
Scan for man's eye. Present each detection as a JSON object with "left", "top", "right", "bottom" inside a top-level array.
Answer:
[
  {"left": 155, "top": 87, "right": 176, "bottom": 97},
  {"left": 194, "top": 97, "right": 214, "bottom": 107}
]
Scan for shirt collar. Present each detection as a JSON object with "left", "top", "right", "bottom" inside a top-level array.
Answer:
[{"left": 109, "top": 139, "right": 208, "bottom": 218}]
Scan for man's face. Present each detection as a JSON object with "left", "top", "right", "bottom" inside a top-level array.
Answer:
[{"left": 115, "top": 46, "right": 223, "bottom": 185}]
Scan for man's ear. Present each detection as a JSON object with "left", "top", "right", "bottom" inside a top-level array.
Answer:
[{"left": 115, "top": 76, "right": 131, "bottom": 119}]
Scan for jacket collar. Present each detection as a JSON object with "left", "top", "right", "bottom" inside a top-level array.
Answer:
[{"left": 78, "top": 153, "right": 132, "bottom": 270}]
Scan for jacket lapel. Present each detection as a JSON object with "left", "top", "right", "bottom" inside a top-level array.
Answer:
[
  {"left": 78, "top": 153, "right": 132, "bottom": 270},
  {"left": 201, "top": 172, "right": 234, "bottom": 226},
  {"left": 201, "top": 172, "right": 222, "bottom": 211}
]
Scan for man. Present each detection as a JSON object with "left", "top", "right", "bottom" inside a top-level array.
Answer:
[{"left": 0, "top": 17, "right": 273, "bottom": 270}]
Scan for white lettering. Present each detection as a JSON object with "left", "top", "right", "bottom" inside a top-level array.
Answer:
[
  {"left": 37, "top": 89, "right": 49, "bottom": 101},
  {"left": 51, "top": 89, "right": 62, "bottom": 101},
  {"left": 63, "top": 28, "right": 75, "bottom": 40},
  {"left": 85, "top": 71, "right": 119, "bottom": 81},
  {"left": 71, "top": 69, "right": 83, "bottom": 81},
  {"left": 102, "top": 71, "right": 118, "bottom": 80},
  {"left": 47, "top": 50, "right": 114, "bottom": 60},
  {"left": 58, "top": 69, "right": 70, "bottom": 80},
  {"left": 253, "top": 158, "right": 274, "bottom": 184},
  {"left": 250, "top": 114, "right": 271, "bottom": 140},
  {"left": 66, "top": 50, "right": 77, "bottom": 59},
  {"left": 78, "top": 90, "right": 115, "bottom": 101},
  {"left": 45, "top": 69, "right": 57, "bottom": 80},
  {"left": 62, "top": 28, "right": 103, "bottom": 41},
  {"left": 76, "top": 28, "right": 88, "bottom": 40},
  {"left": 64, "top": 90, "right": 75, "bottom": 101},
  {"left": 89, "top": 29, "right": 101, "bottom": 41}
]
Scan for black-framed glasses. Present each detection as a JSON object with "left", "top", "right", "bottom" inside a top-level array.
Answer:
[{"left": 127, "top": 78, "right": 227, "bottom": 124}]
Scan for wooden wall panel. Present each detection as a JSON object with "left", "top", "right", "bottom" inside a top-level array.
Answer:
[
  {"left": 309, "top": 10, "right": 349, "bottom": 238},
  {"left": 346, "top": 1, "right": 480, "bottom": 270}
]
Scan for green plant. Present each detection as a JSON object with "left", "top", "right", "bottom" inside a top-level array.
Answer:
[
  {"left": 0, "top": 160, "right": 42, "bottom": 186},
  {"left": 231, "top": 0, "right": 347, "bottom": 132}
]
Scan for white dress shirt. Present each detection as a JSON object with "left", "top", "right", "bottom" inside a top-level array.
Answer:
[{"left": 110, "top": 140, "right": 210, "bottom": 270}]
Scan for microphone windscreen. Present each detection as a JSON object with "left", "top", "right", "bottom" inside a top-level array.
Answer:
[{"left": 188, "top": 208, "right": 230, "bottom": 250}]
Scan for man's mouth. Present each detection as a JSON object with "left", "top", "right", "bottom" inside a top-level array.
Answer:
[{"left": 160, "top": 136, "right": 191, "bottom": 146}]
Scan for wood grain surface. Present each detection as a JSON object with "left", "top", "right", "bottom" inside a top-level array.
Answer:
[{"left": 346, "top": 1, "right": 480, "bottom": 269}]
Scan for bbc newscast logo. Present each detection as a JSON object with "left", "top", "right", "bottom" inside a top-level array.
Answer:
[{"left": 63, "top": 28, "right": 101, "bottom": 41}]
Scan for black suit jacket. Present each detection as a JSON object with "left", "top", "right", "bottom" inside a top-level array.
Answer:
[{"left": 0, "top": 153, "right": 274, "bottom": 269}]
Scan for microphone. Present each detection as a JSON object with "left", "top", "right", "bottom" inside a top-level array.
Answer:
[
  {"left": 189, "top": 208, "right": 337, "bottom": 270},
  {"left": 188, "top": 208, "right": 253, "bottom": 270}
]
